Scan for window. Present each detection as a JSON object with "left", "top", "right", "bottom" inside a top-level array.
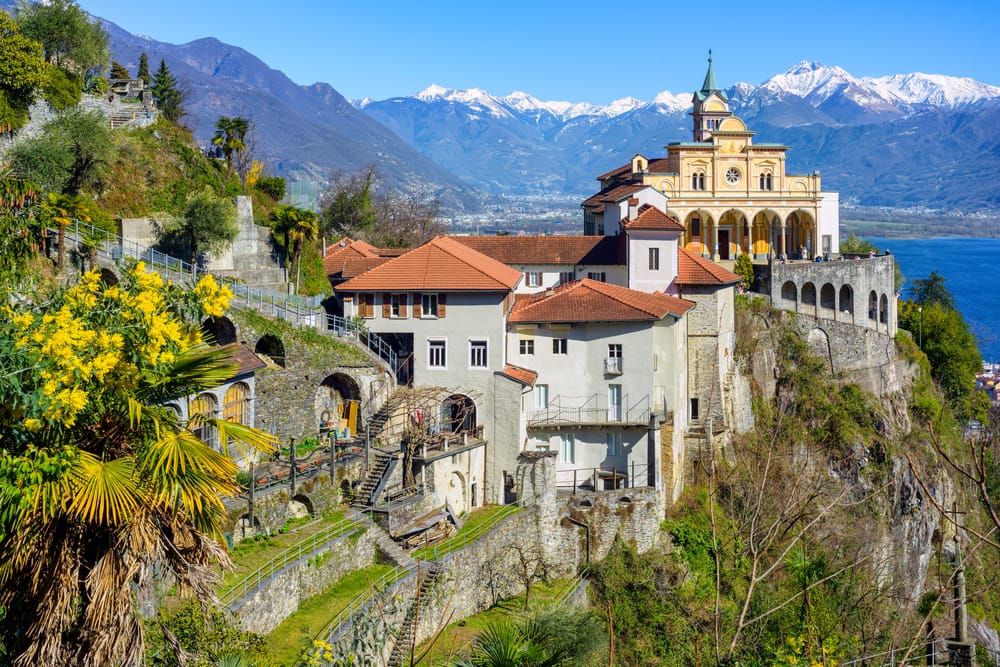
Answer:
[
  {"left": 691, "top": 217, "right": 701, "bottom": 236},
  {"left": 608, "top": 344, "right": 622, "bottom": 359},
  {"left": 606, "top": 343, "right": 622, "bottom": 374},
  {"left": 648, "top": 247, "right": 660, "bottom": 271},
  {"left": 587, "top": 271, "right": 606, "bottom": 282},
  {"left": 552, "top": 338, "right": 567, "bottom": 354},
  {"left": 189, "top": 393, "right": 218, "bottom": 448},
  {"left": 525, "top": 272, "right": 542, "bottom": 287},
  {"left": 428, "top": 339, "right": 446, "bottom": 368},
  {"left": 607, "top": 432, "right": 623, "bottom": 456},
  {"left": 390, "top": 293, "right": 406, "bottom": 318},
  {"left": 759, "top": 172, "right": 773, "bottom": 191},
  {"left": 421, "top": 293, "right": 438, "bottom": 317},
  {"left": 534, "top": 384, "right": 548, "bottom": 410},
  {"left": 691, "top": 172, "right": 705, "bottom": 190},
  {"left": 359, "top": 293, "right": 375, "bottom": 318},
  {"left": 560, "top": 434, "right": 575, "bottom": 464},
  {"left": 559, "top": 271, "right": 574, "bottom": 284},
  {"left": 691, "top": 398, "right": 700, "bottom": 420},
  {"left": 222, "top": 382, "right": 250, "bottom": 425},
  {"left": 469, "top": 339, "right": 488, "bottom": 368},
  {"left": 519, "top": 338, "right": 534, "bottom": 355}
]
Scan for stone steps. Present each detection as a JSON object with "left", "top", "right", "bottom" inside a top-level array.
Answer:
[{"left": 386, "top": 562, "right": 443, "bottom": 667}]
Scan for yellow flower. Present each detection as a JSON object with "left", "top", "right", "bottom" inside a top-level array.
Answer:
[{"left": 23, "top": 418, "right": 41, "bottom": 431}]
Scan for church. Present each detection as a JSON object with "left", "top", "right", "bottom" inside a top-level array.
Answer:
[{"left": 583, "top": 53, "right": 840, "bottom": 261}]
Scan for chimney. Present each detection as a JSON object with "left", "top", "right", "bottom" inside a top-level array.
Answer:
[{"left": 628, "top": 197, "right": 639, "bottom": 221}]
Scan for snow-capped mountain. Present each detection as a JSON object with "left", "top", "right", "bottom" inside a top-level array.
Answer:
[{"left": 355, "top": 62, "right": 1000, "bottom": 211}]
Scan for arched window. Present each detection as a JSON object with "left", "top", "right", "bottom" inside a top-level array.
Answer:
[
  {"left": 839, "top": 285, "right": 854, "bottom": 315},
  {"left": 759, "top": 173, "right": 773, "bottom": 190},
  {"left": 223, "top": 382, "right": 250, "bottom": 425},
  {"left": 691, "top": 172, "right": 705, "bottom": 191},
  {"left": 820, "top": 284, "right": 836, "bottom": 311},
  {"left": 868, "top": 291, "right": 878, "bottom": 321},
  {"left": 879, "top": 294, "right": 889, "bottom": 324},
  {"left": 781, "top": 281, "right": 797, "bottom": 303},
  {"left": 189, "top": 393, "right": 218, "bottom": 448},
  {"left": 801, "top": 283, "right": 817, "bottom": 310}
]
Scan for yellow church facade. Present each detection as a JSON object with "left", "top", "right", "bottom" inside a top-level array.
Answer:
[{"left": 584, "top": 56, "right": 840, "bottom": 261}]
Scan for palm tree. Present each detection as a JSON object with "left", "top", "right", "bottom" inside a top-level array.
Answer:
[
  {"left": 0, "top": 266, "right": 274, "bottom": 667},
  {"left": 452, "top": 617, "right": 571, "bottom": 667},
  {"left": 40, "top": 192, "right": 76, "bottom": 268},
  {"left": 270, "top": 205, "right": 318, "bottom": 292},
  {"left": 212, "top": 116, "right": 249, "bottom": 178}
]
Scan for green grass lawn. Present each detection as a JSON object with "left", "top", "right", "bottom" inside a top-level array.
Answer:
[
  {"left": 412, "top": 504, "right": 521, "bottom": 560},
  {"left": 259, "top": 564, "right": 396, "bottom": 667},
  {"left": 220, "top": 509, "right": 346, "bottom": 593},
  {"left": 413, "top": 578, "right": 572, "bottom": 666}
]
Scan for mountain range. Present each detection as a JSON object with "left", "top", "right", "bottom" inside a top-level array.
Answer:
[{"left": 6, "top": 0, "right": 998, "bottom": 216}]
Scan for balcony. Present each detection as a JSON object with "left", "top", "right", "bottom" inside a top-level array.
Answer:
[
  {"left": 604, "top": 357, "right": 623, "bottom": 375},
  {"left": 527, "top": 393, "right": 650, "bottom": 428}
]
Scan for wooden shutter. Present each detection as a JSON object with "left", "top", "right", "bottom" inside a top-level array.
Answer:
[
  {"left": 399, "top": 294, "right": 408, "bottom": 318},
  {"left": 438, "top": 293, "right": 447, "bottom": 318},
  {"left": 382, "top": 294, "right": 391, "bottom": 318},
  {"left": 363, "top": 293, "right": 374, "bottom": 318},
  {"left": 413, "top": 295, "right": 422, "bottom": 318}
]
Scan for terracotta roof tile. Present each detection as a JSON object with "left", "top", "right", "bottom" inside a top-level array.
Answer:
[
  {"left": 596, "top": 163, "right": 632, "bottom": 181},
  {"left": 499, "top": 364, "right": 538, "bottom": 386},
  {"left": 646, "top": 158, "right": 671, "bottom": 173},
  {"left": 623, "top": 205, "right": 685, "bottom": 231},
  {"left": 323, "top": 238, "right": 379, "bottom": 276},
  {"left": 677, "top": 248, "right": 742, "bottom": 286},
  {"left": 508, "top": 278, "right": 694, "bottom": 324},
  {"left": 451, "top": 235, "right": 622, "bottom": 265},
  {"left": 580, "top": 183, "right": 646, "bottom": 208},
  {"left": 335, "top": 236, "right": 522, "bottom": 292}
]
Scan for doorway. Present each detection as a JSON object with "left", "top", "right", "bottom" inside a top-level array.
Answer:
[{"left": 718, "top": 230, "right": 730, "bottom": 259}]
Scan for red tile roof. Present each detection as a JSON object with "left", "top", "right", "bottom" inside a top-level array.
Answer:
[
  {"left": 622, "top": 205, "right": 685, "bottom": 231},
  {"left": 677, "top": 248, "right": 742, "bottom": 286},
  {"left": 451, "top": 235, "right": 622, "bottom": 265},
  {"left": 499, "top": 364, "right": 538, "bottom": 386},
  {"left": 323, "top": 238, "right": 378, "bottom": 276},
  {"left": 596, "top": 163, "right": 633, "bottom": 181},
  {"left": 646, "top": 158, "right": 671, "bottom": 173},
  {"left": 509, "top": 278, "right": 694, "bottom": 324},
  {"left": 335, "top": 236, "right": 522, "bottom": 292}
]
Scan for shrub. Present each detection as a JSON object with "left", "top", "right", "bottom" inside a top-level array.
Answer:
[{"left": 255, "top": 175, "right": 286, "bottom": 202}]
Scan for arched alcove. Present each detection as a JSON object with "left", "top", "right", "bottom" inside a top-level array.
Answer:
[
  {"left": 781, "top": 280, "right": 797, "bottom": 304},
  {"left": 807, "top": 328, "right": 833, "bottom": 373},
  {"left": 255, "top": 334, "right": 286, "bottom": 367},
  {"left": 820, "top": 283, "right": 836, "bottom": 313},
  {"left": 444, "top": 394, "right": 477, "bottom": 434},
  {"left": 801, "top": 282, "right": 817, "bottom": 315},
  {"left": 316, "top": 373, "right": 362, "bottom": 433},
  {"left": 839, "top": 285, "right": 854, "bottom": 318},
  {"left": 201, "top": 316, "right": 237, "bottom": 345}
]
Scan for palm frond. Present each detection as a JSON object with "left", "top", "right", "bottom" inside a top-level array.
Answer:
[
  {"left": 66, "top": 452, "right": 140, "bottom": 526},
  {"left": 141, "top": 345, "right": 239, "bottom": 402}
]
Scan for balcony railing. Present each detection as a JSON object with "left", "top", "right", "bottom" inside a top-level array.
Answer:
[
  {"left": 527, "top": 393, "right": 650, "bottom": 427},
  {"left": 604, "top": 357, "right": 623, "bottom": 375},
  {"left": 555, "top": 463, "right": 652, "bottom": 492}
]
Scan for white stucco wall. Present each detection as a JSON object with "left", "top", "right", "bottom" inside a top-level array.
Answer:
[{"left": 626, "top": 230, "right": 681, "bottom": 292}]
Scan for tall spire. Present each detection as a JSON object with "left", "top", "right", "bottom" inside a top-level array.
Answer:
[{"left": 701, "top": 49, "right": 719, "bottom": 95}]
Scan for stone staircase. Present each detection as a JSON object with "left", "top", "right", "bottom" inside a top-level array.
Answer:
[
  {"left": 366, "top": 388, "right": 408, "bottom": 443},
  {"left": 366, "top": 520, "right": 416, "bottom": 570},
  {"left": 385, "top": 562, "right": 444, "bottom": 667}
]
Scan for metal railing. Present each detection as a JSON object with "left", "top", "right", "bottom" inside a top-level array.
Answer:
[
  {"left": 527, "top": 393, "right": 650, "bottom": 427},
  {"left": 55, "top": 218, "right": 399, "bottom": 371},
  {"left": 413, "top": 500, "right": 524, "bottom": 563},
  {"left": 219, "top": 510, "right": 366, "bottom": 608},
  {"left": 315, "top": 565, "right": 414, "bottom": 648},
  {"left": 555, "top": 463, "right": 651, "bottom": 492},
  {"left": 841, "top": 641, "right": 1000, "bottom": 667}
]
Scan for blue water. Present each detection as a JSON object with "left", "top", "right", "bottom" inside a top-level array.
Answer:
[{"left": 869, "top": 237, "right": 1000, "bottom": 362}]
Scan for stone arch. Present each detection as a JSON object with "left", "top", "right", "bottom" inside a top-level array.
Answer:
[
  {"left": 290, "top": 493, "right": 316, "bottom": 517},
  {"left": 718, "top": 208, "right": 749, "bottom": 259},
  {"left": 446, "top": 471, "right": 466, "bottom": 513},
  {"left": 255, "top": 333, "right": 286, "bottom": 367},
  {"left": 683, "top": 209, "right": 715, "bottom": 256},
  {"left": 879, "top": 294, "right": 889, "bottom": 325},
  {"left": 807, "top": 328, "right": 834, "bottom": 373},
  {"left": 868, "top": 291, "right": 878, "bottom": 323},
  {"left": 751, "top": 208, "right": 782, "bottom": 258},
  {"left": 201, "top": 316, "right": 237, "bottom": 345},
  {"left": 839, "top": 285, "right": 854, "bottom": 321},
  {"left": 165, "top": 402, "right": 184, "bottom": 419},
  {"left": 443, "top": 394, "right": 477, "bottom": 434},
  {"left": 801, "top": 282, "right": 817, "bottom": 316},
  {"left": 781, "top": 280, "right": 797, "bottom": 305},
  {"left": 820, "top": 283, "right": 836, "bottom": 314},
  {"left": 98, "top": 267, "right": 119, "bottom": 286},
  {"left": 788, "top": 209, "right": 817, "bottom": 258},
  {"left": 619, "top": 496, "right": 633, "bottom": 505},
  {"left": 578, "top": 499, "right": 593, "bottom": 508},
  {"left": 316, "top": 373, "right": 362, "bottom": 434}
]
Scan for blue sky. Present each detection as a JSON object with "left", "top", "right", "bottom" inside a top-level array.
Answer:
[{"left": 78, "top": 0, "right": 1000, "bottom": 105}]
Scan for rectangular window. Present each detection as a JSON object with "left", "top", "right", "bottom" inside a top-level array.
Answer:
[
  {"left": 607, "top": 432, "right": 623, "bottom": 456},
  {"left": 534, "top": 384, "right": 548, "bottom": 410},
  {"left": 691, "top": 218, "right": 701, "bottom": 236},
  {"left": 469, "top": 339, "right": 488, "bottom": 368},
  {"left": 559, "top": 271, "right": 574, "bottom": 284},
  {"left": 525, "top": 271, "right": 542, "bottom": 287},
  {"left": 691, "top": 397, "right": 700, "bottom": 420},
  {"left": 608, "top": 384, "right": 622, "bottom": 421},
  {"left": 421, "top": 293, "right": 438, "bottom": 317},
  {"left": 390, "top": 293, "right": 404, "bottom": 318},
  {"left": 560, "top": 433, "right": 575, "bottom": 464},
  {"left": 648, "top": 247, "right": 660, "bottom": 270},
  {"left": 587, "top": 271, "right": 606, "bottom": 282},
  {"left": 552, "top": 337, "right": 567, "bottom": 354},
  {"left": 519, "top": 338, "right": 534, "bottom": 355},
  {"left": 428, "top": 339, "right": 446, "bottom": 368},
  {"left": 605, "top": 343, "right": 623, "bottom": 374}
]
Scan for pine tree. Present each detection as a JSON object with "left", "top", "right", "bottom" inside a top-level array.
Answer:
[
  {"left": 109, "top": 60, "right": 130, "bottom": 80},
  {"left": 137, "top": 52, "right": 150, "bottom": 84},
  {"left": 150, "top": 59, "right": 185, "bottom": 122}
]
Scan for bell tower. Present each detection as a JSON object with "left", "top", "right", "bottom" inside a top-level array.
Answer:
[{"left": 691, "top": 50, "right": 732, "bottom": 142}]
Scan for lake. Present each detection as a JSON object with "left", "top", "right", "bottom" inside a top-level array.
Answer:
[{"left": 868, "top": 237, "right": 1000, "bottom": 363}]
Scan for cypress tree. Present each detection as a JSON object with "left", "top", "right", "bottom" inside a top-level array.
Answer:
[
  {"left": 137, "top": 52, "right": 150, "bottom": 84},
  {"left": 150, "top": 59, "right": 185, "bottom": 122},
  {"left": 109, "top": 60, "right": 130, "bottom": 80}
]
